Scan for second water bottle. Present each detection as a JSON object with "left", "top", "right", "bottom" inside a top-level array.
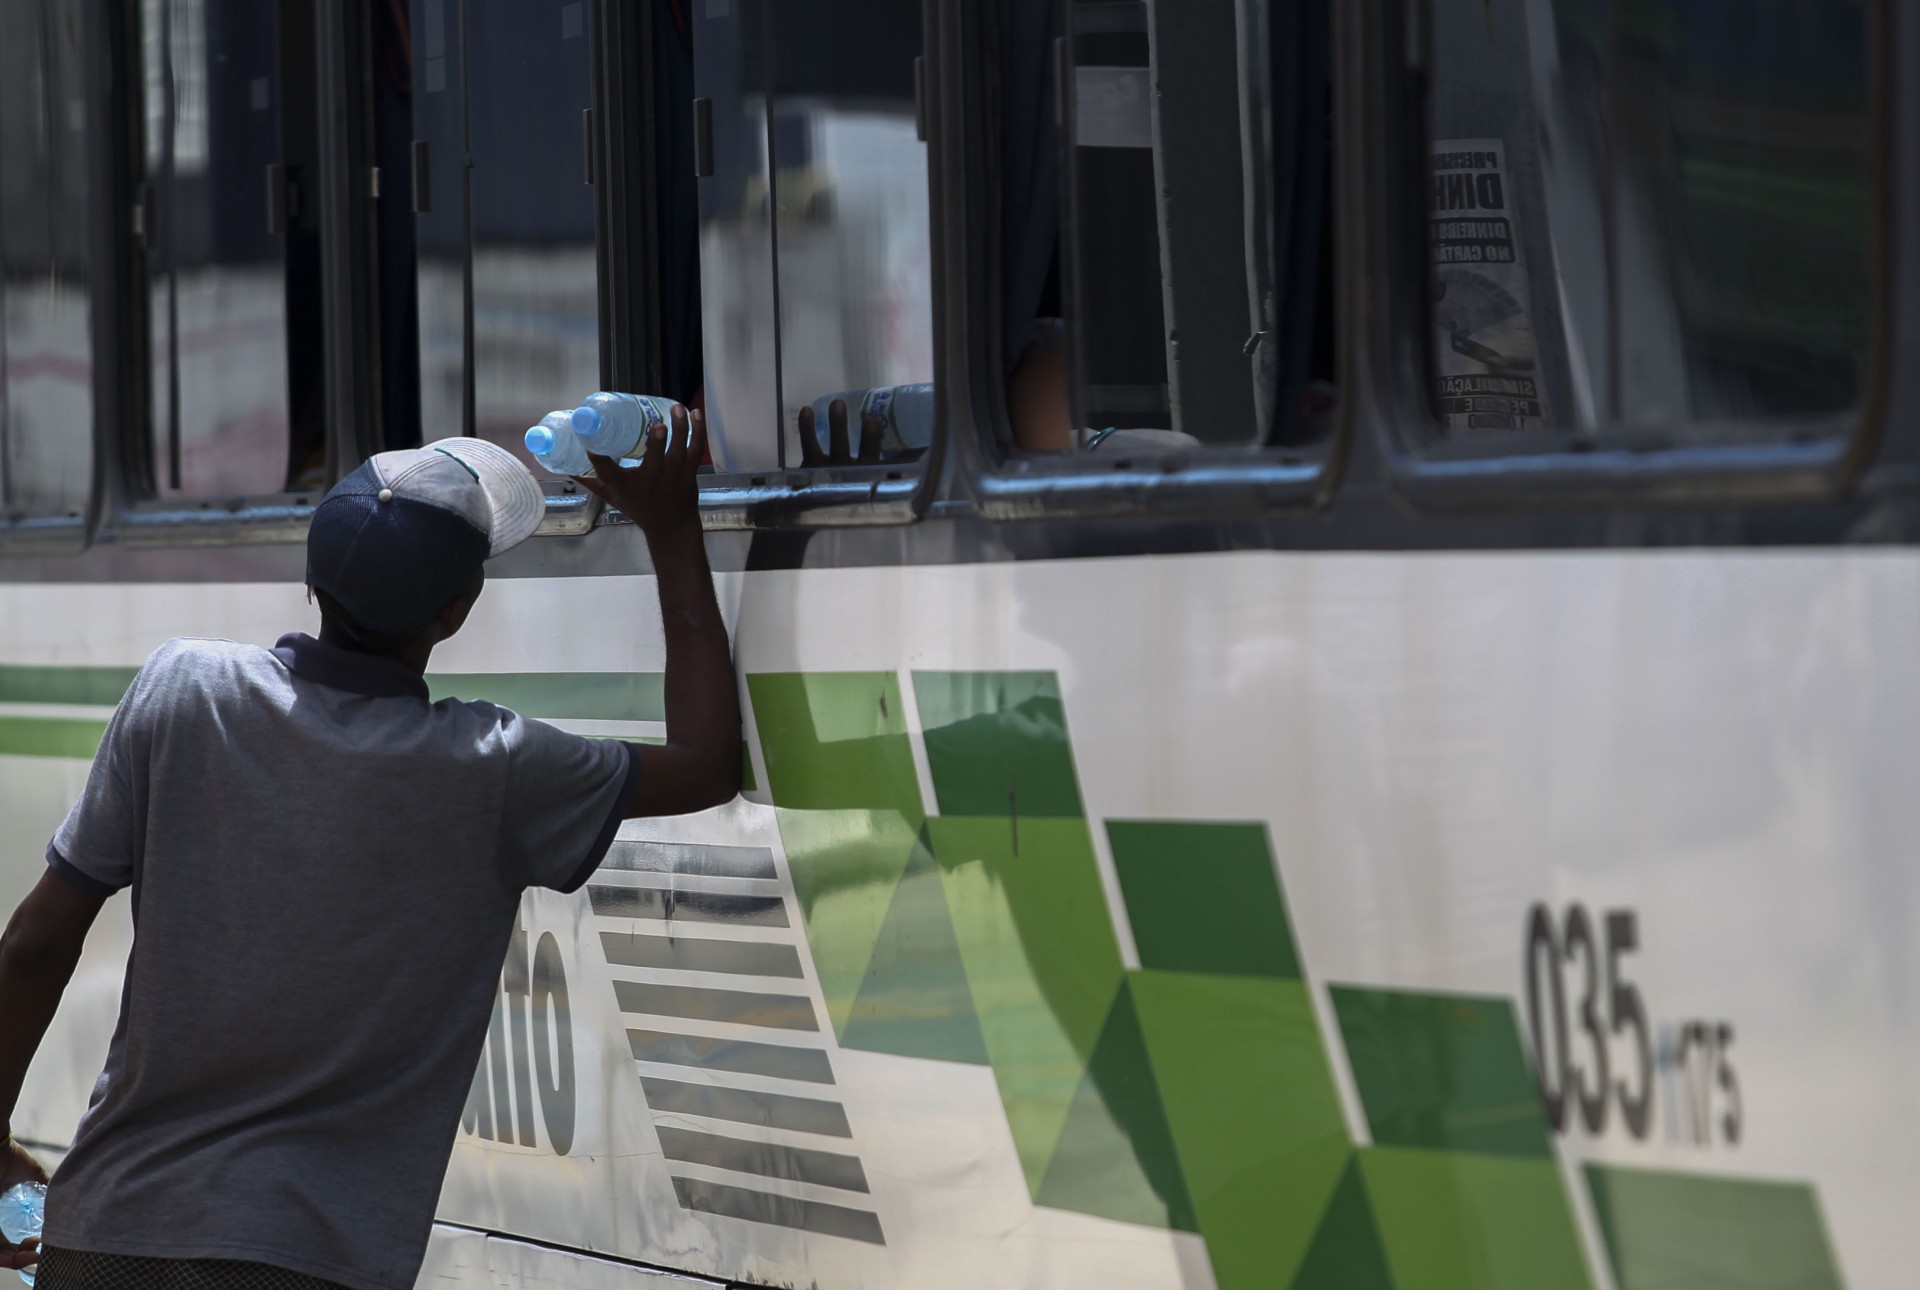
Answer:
[{"left": 571, "top": 392, "right": 679, "bottom": 461}]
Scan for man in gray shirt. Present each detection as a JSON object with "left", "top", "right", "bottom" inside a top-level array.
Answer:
[{"left": 0, "top": 408, "right": 737, "bottom": 1290}]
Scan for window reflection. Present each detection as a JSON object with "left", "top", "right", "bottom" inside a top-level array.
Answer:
[
  {"left": 768, "top": 3, "right": 933, "bottom": 465},
  {"left": 694, "top": 0, "right": 934, "bottom": 474},
  {"left": 692, "top": 0, "right": 778, "bottom": 472},
  {"left": 1428, "top": 0, "right": 1873, "bottom": 438},
  {"left": 143, "top": 0, "right": 316, "bottom": 496},
  {"left": 0, "top": 0, "right": 92, "bottom": 519},
  {"left": 1021, "top": 0, "right": 1335, "bottom": 455},
  {"left": 410, "top": 0, "right": 464, "bottom": 450},
  {"left": 410, "top": 0, "right": 599, "bottom": 465}
]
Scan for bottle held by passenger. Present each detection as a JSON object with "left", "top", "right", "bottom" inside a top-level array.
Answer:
[
  {"left": 808, "top": 383, "right": 934, "bottom": 452},
  {"left": 569, "top": 391, "right": 678, "bottom": 460},
  {"left": 523, "top": 410, "right": 593, "bottom": 477},
  {"left": 0, "top": 1181, "right": 45, "bottom": 1286}
]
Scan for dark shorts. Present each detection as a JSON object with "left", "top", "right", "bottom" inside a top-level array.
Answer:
[{"left": 35, "top": 1247, "right": 352, "bottom": 1290}]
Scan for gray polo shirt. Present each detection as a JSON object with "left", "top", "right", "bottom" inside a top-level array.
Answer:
[{"left": 41, "top": 634, "right": 639, "bottom": 1290}]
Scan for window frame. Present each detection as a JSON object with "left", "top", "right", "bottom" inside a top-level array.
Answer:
[
  {"left": 947, "top": 0, "right": 1349, "bottom": 524},
  {"left": 87, "top": 1, "right": 604, "bottom": 551},
  {"left": 94, "top": 0, "right": 346, "bottom": 547},
  {"left": 1355, "top": 0, "right": 1895, "bottom": 513},
  {"left": 589, "top": 0, "right": 945, "bottom": 535}
]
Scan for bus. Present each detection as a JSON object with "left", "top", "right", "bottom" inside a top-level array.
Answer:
[{"left": 1, "top": 0, "right": 1909, "bottom": 1286}]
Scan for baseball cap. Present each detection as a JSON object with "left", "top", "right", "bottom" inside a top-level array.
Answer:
[{"left": 306, "top": 437, "right": 544, "bottom": 637}]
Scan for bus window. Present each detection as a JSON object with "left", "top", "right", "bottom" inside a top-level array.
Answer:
[
  {"left": 409, "top": 0, "right": 599, "bottom": 467},
  {"left": 141, "top": 0, "right": 324, "bottom": 497},
  {"left": 692, "top": 0, "right": 933, "bottom": 475},
  {"left": 0, "top": 0, "right": 93, "bottom": 526},
  {"left": 1425, "top": 0, "right": 1872, "bottom": 441},
  {"left": 1005, "top": 0, "right": 1334, "bottom": 457}
]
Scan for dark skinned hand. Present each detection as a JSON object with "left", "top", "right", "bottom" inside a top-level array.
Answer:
[
  {"left": 574, "top": 404, "right": 706, "bottom": 538},
  {"left": 799, "top": 398, "right": 886, "bottom": 467},
  {"left": 0, "top": 1138, "right": 47, "bottom": 1272}
]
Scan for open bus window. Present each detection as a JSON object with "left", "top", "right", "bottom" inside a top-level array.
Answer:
[
  {"left": 0, "top": 0, "right": 93, "bottom": 526},
  {"left": 1423, "top": 0, "right": 1873, "bottom": 445},
  {"left": 140, "top": 0, "right": 325, "bottom": 498},
  {"left": 691, "top": 0, "right": 934, "bottom": 476},
  {"left": 407, "top": 0, "right": 599, "bottom": 469},
  {"left": 1005, "top": 0, "right": 1336, "bottom": 457}
]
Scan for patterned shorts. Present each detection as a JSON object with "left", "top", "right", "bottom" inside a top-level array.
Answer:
[{"left": 34, "top": 1247, "right": 352, "bottom": 1290}]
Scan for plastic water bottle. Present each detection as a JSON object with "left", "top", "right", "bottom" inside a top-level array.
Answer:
[
  {"left": 808, "top": 383, "right": 934, "bottom": 452},
  {"left": 0, "top": 1182, "right": 44, "bottom": 1286},
  {"left": 523, "top": 411, "right": 593, "bottom": 477},
  {"left": 570, "top": 392, "right": 678, "bottom": 460}
]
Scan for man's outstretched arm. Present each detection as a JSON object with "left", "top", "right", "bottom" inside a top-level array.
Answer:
[
  {"left": 0, "top": 867, "right": 106, "bottom": 1267},
  {"left": 577, "top": 404, "right": 742, "bottom": 818}
]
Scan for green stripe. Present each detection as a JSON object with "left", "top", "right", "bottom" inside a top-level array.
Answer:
[
  {"left": 0, "top": 716, "right": 110, "bottom": 759},
  {"left": 0, "top": 664, "right": 670, "bottom": 723},
  {"left": 1585, "top": 1164, "right": 1845, "bottom": 1290},
  {"left": 425, "top": 672, "right": 665, "bottom": 721},
  {"left": 0, "top": 665, "right": 140, "bottom": 707}
]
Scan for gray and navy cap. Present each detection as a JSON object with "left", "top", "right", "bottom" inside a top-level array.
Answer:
[{"left": 306, "top": 437, "right": 544, "bottom": 637}]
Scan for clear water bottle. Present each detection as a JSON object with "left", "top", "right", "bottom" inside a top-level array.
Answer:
[
  {"left": 808, "top": 383, "right": 934, "bottom": 452},
  {"left": 523, "top": 411, "right": 593, "bottom": 477},
  {"left": 0, "top": 1182, "right": 44, "bottom": 1286},
  {"left": 570, "top": 392, "right": 678, "bottom": 460}
]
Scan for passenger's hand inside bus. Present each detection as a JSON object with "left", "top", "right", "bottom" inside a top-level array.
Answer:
[
  {"left": 799, "top": 399, "right": 884, "bottom": 467},
  {"left": 576, "top": 404, "right": 706, "bottom": 538}
]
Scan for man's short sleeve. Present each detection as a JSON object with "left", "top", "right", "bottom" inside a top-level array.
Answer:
[
  {"left": 48, "top": 662, "right": 157, "bottom": 897},
  {"left": 498, "top": 714, "right": 639, "bottom": 892}
]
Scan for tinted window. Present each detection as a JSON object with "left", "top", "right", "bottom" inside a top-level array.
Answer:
[
  {"left": 693, "top": 0, "right": 933, "bottom": 474},
  {"left": 0, "top": 0, "right": 93, "bottom": 521},
  {"left": 1425, "top": 0, "right": 1872, "bottom": 441},
  {"left": 1010, "top": 0, "right": 1336, "bottom": 457},
  {"left": 409, "top": 0, "right": 599, "bottom": 467},
  {"left": 141, "top": 0, "right": 323, "bottom": 496}
]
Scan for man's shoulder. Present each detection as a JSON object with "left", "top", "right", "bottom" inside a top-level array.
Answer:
[
  {"left": 141, "top": 636, "right": 271, "bottom": 680},
  {"left": 431, "top": 694, "right": 513, "bottom": 729},
  {"left": 150, "top": 635, "right": 260, "bottom": 662},
  {"left": 429, "top": 699, "right": 597, "bottom": 762},
  {"left": 130, "top": 637, "right": 278, "bottom": 705}
]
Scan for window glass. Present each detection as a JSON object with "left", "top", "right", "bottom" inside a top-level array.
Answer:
[
  {"left": 1425, "top": 0, "right": 1872, "bottom": 441},
  {"left": 693, "top": 0, "right": 934, "bottom": 474},
  {"left": 410, "top": 0, "right": 465, "bottom": 449},
  {"left": 142, "top": 0, "right": 320, "bottom": 496},
  {"left": 691, "top": 0, "right": 778, "bottom": 472},
  {"left": 766, "top": 3, "right": 933, "bottom": 467},
  {"left": 410, "top": 0, "right": 599, "bottom": 465},
  {"left": 0, "top": 0, "right": 93, "bottom": 521},
  {"left": 1020, "top": 0, "right": 1336, "bottom": 456}
]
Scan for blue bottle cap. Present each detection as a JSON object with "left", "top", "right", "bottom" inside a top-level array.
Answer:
[
  {"left": 525, "top": 425, "right": 556, "bottom": 456},
  {"left": 572, "top": 405, "right": 602, "bottom": 436}
]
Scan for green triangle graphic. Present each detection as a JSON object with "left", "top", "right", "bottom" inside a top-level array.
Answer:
[
  {"left": 840, "top": 837, "right": 991, "bottom": 1065},
  {"left": 774, "top": 806, "right": 922, "bottom": 1039},
  {"left": 1033, "top": 981, "right": 1198, "bottom": 1232},
  {"left": 1288, "top": 1157, "right": 1396, "bottom": 1290}
]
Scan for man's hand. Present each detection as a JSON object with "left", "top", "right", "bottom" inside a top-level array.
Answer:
[
  {"left": 1, "top": 866, "right": 105, "bottom": 1276},
  {"left": 0, "top": 1138, "right": 47, "bottom": 1191},
  {"left": 0, "top": 1137, "right": 46, "bottom": 1272},
  {"left": 575, "top": 404, "right": 705, "bottom": 536}
]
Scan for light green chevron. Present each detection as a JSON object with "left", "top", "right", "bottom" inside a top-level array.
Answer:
[{"left": 749, "top": 668, "right": 1850, "bottom": 1288}]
